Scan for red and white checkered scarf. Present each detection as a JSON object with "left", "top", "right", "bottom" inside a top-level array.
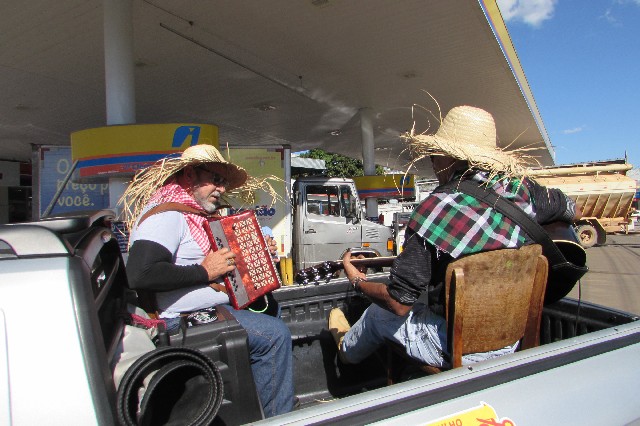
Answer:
[{"left": 148, "top": 179, "right": 211, "bottom": 253}]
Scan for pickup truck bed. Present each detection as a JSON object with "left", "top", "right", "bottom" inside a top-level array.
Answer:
[{"left": 1, "top": 211, "right": 639, "bottom": 425}]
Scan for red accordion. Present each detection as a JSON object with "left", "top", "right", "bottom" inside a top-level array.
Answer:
[{"left": 204, "top": 210, "right": 282, "bottom": 309}]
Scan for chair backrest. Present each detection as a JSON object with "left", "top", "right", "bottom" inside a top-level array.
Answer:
[{"left": 445, "top": 244, "right": 548, "bottom": 368}]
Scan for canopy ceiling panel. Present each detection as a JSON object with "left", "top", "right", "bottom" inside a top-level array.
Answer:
[{"left": 0, "top": 0, "right": 554, "bottom": 176}]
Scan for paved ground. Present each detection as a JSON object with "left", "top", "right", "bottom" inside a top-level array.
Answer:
[{"left": 566, "top": 232, "right": 640, "bottom": 315}]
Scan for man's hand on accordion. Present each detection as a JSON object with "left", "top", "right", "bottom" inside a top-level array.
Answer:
[{"left": 201, "top": 247, "right": 237, "bottom": 281}]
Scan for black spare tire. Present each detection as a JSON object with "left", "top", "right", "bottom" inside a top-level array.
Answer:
[{"left": 116, "top": 346, "right": 223, "bottom": 426}]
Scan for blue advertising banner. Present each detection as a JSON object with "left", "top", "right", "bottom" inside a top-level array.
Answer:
[{"left": 39, "top": 146, "right": 110, "bottom": 217}]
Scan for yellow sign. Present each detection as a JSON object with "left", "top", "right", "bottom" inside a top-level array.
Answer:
[
  {"left": 426, "top": 402, "right": 515, "bottom": 426},
  {"left": 353, "top": 174, "right": 415, "bottom": 199},
  {"left": 70, "top": 123, "right": 218, "bottom": 178},
  {"left": 226, "top": 146, "right": 292, "bottom": 260}
]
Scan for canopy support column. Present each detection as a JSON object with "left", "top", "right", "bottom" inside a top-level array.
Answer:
[
  {"left": 104, "top": 0, "right": 136, "bottom": 213},
  {"left": 360, "top": 108, "right": 378, "bottom": 220}
]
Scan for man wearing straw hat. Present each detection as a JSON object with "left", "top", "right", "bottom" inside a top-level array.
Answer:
[
  {"left": 120, "top": 144, "right": 294, "bottom": 417},
  {"left": 329, "top": 105, "right": 580, "bottom": 368}
]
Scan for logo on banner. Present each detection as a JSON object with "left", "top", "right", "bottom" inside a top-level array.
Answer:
[
  {"left": 230, "top": 205, "right": 277, "bottom": 217},
  {"left": 172, "top": 126, "right": 201, "bottom": 147}
]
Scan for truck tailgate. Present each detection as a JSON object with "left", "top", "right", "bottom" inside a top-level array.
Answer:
[{"left": 257, "top": 320, "right": 640, "bottom": 425}]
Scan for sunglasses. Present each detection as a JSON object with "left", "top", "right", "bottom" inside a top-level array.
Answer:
[{"left": 196, "top": 166, "right": 230, "bottom": 187}]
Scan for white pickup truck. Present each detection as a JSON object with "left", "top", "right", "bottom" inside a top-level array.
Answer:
[{"left": 1, "top": 210, "right": 639, "bottom": 425}]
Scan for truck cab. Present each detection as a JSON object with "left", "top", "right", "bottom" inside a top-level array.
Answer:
[{"left": 292, "top": 176, "right": 394, "bottom": 271}]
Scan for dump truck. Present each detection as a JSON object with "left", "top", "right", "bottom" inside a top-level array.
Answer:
[
  {"left": 1, "top": 210, "right": 639, "bottom": 425},
  {"left": 530, "top": 161, "right": 637, "bottom": 248}
]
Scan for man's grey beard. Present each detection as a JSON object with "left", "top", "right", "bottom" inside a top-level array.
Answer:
[{"left": 194, "top": 189, "right": 222, "bottom": 214}]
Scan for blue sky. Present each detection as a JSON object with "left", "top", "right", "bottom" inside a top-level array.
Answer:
[{"left": 497, "top": 0, "right": 640, "bottom": 172}]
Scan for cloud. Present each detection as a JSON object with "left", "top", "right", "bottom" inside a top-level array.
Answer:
[
  {"left": 497, "top": 0, "right": 558, "bottom": 27},
  {"left": 601, "top": 8, "right": 619, "bottom": 24},
  {"left": 603, "top": 0, "right": 640, "bottom": 25},
  {"left": 563, "top": 127, "right": 584, "bottom": 134}
]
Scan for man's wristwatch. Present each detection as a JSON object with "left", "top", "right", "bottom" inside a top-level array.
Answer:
[{"left": 350, "top": 276, "right": 366, "bottom": 293}]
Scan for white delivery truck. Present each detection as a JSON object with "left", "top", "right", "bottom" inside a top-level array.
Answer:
[{"left": 226, "top": 145, "right": 395, "bottom": 283}]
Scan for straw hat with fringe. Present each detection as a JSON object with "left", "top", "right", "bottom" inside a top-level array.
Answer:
[
  {"left": 119, "top": 144, "right": 276, "bottom": 229},
  {"left": 403, "top": 105, "right": 538, "bottom": 179}
]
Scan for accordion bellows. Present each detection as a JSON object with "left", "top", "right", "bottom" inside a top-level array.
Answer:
[{"left": 205, "top": 210, "right": 282, "bottom": 309}]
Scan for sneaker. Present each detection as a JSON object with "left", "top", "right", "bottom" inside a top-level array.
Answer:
[{"left": 328, "top": 308, "right": 351, "bottom": 363}]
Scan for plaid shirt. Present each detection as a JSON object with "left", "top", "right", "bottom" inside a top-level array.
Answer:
[{"left": 407, "top": 171, "right": 534, "bottom": 258}]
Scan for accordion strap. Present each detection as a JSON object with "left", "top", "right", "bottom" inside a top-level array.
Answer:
[{"left": 137, "top": 202, "right": 211, "bottom": 226}]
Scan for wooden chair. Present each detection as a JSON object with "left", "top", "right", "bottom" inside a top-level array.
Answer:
[{"left": 387, "top": 244, "right": 548, "bottom": 382}]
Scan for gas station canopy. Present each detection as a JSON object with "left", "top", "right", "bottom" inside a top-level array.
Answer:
[{"left": 0, "top": 0, "right": 555, "bottom": 178}]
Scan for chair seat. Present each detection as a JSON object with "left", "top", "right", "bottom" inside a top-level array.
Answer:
[{"left": 386, "top": 244, "right": 548, "bottom": 384}]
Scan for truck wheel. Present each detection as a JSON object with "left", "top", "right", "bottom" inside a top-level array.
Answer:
[{"left": 576, "top": 224, "right": 597, "bottom": 248}]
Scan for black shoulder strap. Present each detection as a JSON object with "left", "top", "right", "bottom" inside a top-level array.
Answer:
[{"left": 440, "top": 180, "right": 568, "bottom": 266}]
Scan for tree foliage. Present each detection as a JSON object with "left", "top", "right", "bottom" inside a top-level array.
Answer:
[{"left": 299, "top": 149, "right": 384, "bottom": 177}]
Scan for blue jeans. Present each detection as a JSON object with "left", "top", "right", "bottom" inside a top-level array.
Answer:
[
  {"left": 163, "top": 305, "right": 294, "bottom": 417},
  {"left": 342, "top": 303, "right": 518, "bottom": 368},
  {"left": 227, "top": 306, "right": 294, "bottom": 417}
]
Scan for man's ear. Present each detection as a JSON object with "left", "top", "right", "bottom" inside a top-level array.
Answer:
[{"left": 182, "top": 166, "right": 197, "bottom": 185}]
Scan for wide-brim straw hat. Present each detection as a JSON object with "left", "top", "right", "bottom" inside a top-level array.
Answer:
[
  {"left": 176, "top": 144, "right": 248, "bottom": 190},
  {"left": 119, "top": 144, "right": 251, "bottom": 225},
  {"left": 403, "top": 105, "right": 536, "bottom": 177}
]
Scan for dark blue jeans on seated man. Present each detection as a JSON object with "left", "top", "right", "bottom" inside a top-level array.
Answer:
[{"left": 165, "top": 304, "right": 294, "bottom": 417}]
